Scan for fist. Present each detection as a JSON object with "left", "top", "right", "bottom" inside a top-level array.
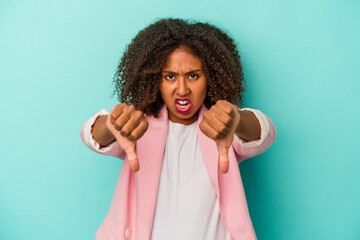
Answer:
[
  {"left": 106, "top": 103, "right": 148, "bottom": 172},
  {"left": 199, "top": 100, "right": 240, "bottom": 173},
  {"left": 108, "top": 103, "right": 148, "bottom": 141}
]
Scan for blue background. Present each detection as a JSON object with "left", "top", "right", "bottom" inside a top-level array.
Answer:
[{"left": 1, "top": 0, "right": 359, "bottom": 239}]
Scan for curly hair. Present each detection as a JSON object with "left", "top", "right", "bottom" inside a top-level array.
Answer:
[{"left": 113, "top": 18, "right": 246, "bottom": 117}]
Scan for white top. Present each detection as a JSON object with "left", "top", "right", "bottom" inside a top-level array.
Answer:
[{"left": 150, "top": 120, "right": 227, "bottom": 240}]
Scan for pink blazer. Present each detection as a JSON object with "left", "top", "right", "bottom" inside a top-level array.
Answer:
[{"left": 80, "top": 104, "right": 276, "bottom": 240}]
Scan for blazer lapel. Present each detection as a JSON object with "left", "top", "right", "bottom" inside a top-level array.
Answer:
[
  {"left": 197, "top": 104, "right": 220, "bottom": 196},
  {"left": 198, "top": 104, "right": 256, "bottom": 239},
  {"left": 135, "top": 105, "right": 169, "bottom": 237}
]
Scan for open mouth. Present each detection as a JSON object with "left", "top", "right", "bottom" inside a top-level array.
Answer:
[{"left": 175, "top": 99, "right": 191, "bottom": 114}]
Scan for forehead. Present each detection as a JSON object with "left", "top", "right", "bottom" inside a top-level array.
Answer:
[{"left": 162, "top": 46, "right": 203, "bottom": 71}]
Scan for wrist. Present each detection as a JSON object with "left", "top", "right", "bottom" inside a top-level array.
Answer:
[
  {"left": 93, "top": 115, "right": 116, "bottom": 147},
  {"left": 235, "top": 109, "right": 244, "bottom": 139},
  {"left": 235, "top": 109, "right": 261, "bottom": 142}
]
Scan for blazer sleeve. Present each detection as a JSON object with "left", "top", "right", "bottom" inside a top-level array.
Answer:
[
  {"left": 80, "top": 109, "right": 126, "bottom": 159},
  {"left": 232, "top": 108, "right": 277, "bottom": 164}
]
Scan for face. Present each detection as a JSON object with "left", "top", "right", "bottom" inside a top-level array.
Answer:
[{"left": 160, "top": 46, "right": 207, "bottom": 125}]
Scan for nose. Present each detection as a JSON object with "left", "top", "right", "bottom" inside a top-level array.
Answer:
[{"left": 176, "top": 78, "right": 190, "bottom": 96}]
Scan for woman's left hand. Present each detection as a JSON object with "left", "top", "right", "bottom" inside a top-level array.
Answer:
[{"left": 199, "top": 100, "right": 240, "bottom": 174}]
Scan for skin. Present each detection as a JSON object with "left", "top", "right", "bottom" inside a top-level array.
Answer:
[
  {"left": 160, "top": 46, "right": 207, "bottom": 125},
  {"left": 92, "top": 46, "right": 261, "bottom": 173}
]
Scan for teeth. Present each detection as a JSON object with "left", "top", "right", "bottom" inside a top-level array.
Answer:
[{"left": 177, "top": 100, "right": 189, "bottom": 105}]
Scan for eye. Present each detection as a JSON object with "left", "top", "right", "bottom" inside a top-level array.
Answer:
[
  {"left": 165, "top": 75, "right": 175, "bottom": 80},
  {"left": 188, "top": 74, "right": 198, "bottom": 79}
]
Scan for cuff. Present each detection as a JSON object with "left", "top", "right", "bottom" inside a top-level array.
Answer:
[
  {"left": 233, "top": 108, "right": 270, "bottom": 148},
  {"left": 83, "top": 109, "right": 119, "bottom": 153}
]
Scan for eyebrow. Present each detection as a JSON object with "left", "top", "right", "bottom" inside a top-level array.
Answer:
[{"left": 162, "top": 69, "right": 202, "bottom": 75}]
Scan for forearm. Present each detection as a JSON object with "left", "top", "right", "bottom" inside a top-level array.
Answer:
[
  {"left": 235, "top": 109, "right": 261, "bottom": 142},
  {"left": 92, "top": 115, "right": 116, "bottom": 147}
]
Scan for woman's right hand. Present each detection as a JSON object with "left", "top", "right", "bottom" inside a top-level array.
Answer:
[{"left": 106, "top": 103, "right": 149, "bottom": 172}]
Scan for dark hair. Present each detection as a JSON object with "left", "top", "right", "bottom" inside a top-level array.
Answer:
[{"left": 113, "top": 18, "right": 246, "bottom": 117}]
